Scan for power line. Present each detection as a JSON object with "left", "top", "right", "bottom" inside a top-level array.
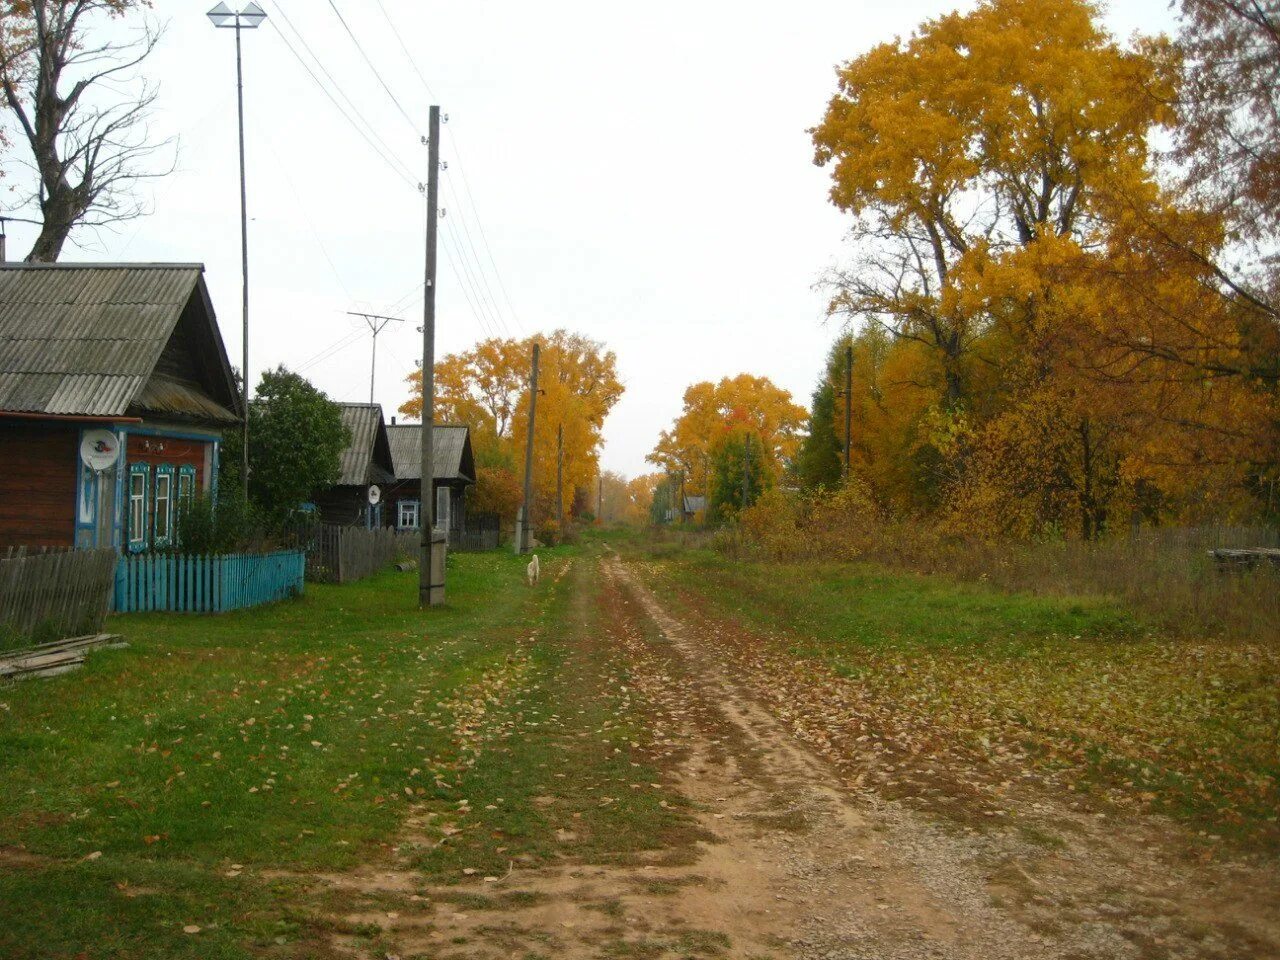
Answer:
[
  {"left": 444, "top": 129, "right": 524, "bottom": 333},
  {"left": 256, "top": 115, "right": 354, "bottom": 301},
  {"left": 325, "top": 0, "right": 421, "bottom": 136},
  {"left": 442, "top": 172, "right": 510, "bottom": 336},
  {"left": 296, "top": 328, "right": 367, "bottom": 373},
  {"left": 371, "top": 0, "right": 439, "bottom": 101},
  {"left": 440, "top": 221, "right": 499, "bottom": 340},
  {"left": 266, "top": 4, "right": 419, "bottom": 189},
  {"left": 364, "top": 0, "right": 524, "bottom": 334},
  {"left": 440, "top": 205, "right": 506, "bottom": 337}
]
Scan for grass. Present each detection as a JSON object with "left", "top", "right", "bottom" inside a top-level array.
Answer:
[
  {"left": 0, "top": 547, "right": 691, "bottom": 960},
  {"left": 640, "top": 544, "right": 1280, "bottom": 845}
]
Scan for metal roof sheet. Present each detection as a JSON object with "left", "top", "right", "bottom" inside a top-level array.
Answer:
[
  {"left": 386, "top": 423, "right": 473, "bottom": 482},
  {"left": 336, "top": 403, "right": 396, "bottom": 486},
  {"left": 0, "top": 263, "right": 209, "bottom": 417}
]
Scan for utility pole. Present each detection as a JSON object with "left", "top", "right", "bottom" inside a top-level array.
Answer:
[
  {"left": 597, "top": 474, "right": 603, "bottom": 524},
  {"left": 207, "top": 2, "right": 266, "bottom": 497},
  {"left": 347, "top": 311, "right": 405, "bottom": 404},
  {"left": 556, "top": 422, "right": 564, "bottom": 531},
  {"left": 418, "top": 105, "right": 445, "bottom": 607},
  {"left": 518, "top": 342, "right": 540, "bottom": 553},
  {"left": 844, "top": 342, "right": 853, "bottom": 478}
]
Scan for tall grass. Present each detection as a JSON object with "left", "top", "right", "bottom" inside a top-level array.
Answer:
[{"left": 721, "top": 488, "right": 1280, "bottom": 643}]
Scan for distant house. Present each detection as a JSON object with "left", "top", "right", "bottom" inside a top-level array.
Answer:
[
  {"left": 683, "top": 495, "right": 706, "bottom": 521},
  {"left": 384, "top": 421, "right": 476, "bottom": 541},
  {"left": 313, "top": 402, "right": 396, "bottom": 528},
  {"left": 0, "top": 263, "right": 240, "bottom": 551}
]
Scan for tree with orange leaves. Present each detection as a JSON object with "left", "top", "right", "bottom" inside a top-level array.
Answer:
[
  {"left": 807, "top": 0, "right": 1278, "bottom": 535},
  {"left": 402, "top": 331, "right": 623, "bottom": 530},
  {"left": 648, "top": 374, "right": 807, "bottom": 499}
]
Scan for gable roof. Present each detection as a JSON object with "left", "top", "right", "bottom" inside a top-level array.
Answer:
[
  {"left": 0, "top": 267, "right": 240, "bottom": 424},
  {"left": 387, "top": 423, "right": 475, "bottom": 484},
  {"left": 336, "top": 402, "right": 395, "bottom": 486},
  {"left": 0, "top": 262, "right": 239, "bottom": 422}
]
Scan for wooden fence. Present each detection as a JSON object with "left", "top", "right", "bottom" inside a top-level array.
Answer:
[
  {"left": 306, "top": 525, "right": 416, "bottom": 584},
  {"left": 113, "top": 550, "right": 306, "bottom": 613},
  {"left": 453, "top": 512, "right": 501, "bottom": 551},
  {"left": 0, "top": 547, "right": 117, "bottom": 643}
]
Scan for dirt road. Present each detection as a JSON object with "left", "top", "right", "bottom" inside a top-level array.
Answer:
[{"left": 311, "top": 552, "right": 1280, "bottom": 959}]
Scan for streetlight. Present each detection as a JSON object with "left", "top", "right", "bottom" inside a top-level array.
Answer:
[{"left": 207, "top": 2, "right": 267, "bottom": 497}]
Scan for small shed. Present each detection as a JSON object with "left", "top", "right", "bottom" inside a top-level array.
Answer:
[
  {"left": 313, "top": 402, "right": 396, "bottom": 527},
  {"left": 384, "top": 422, "right": 475, "bottom": 539},
  {"left": 0, "top": 262, "right": 240, "bottom": 551}
]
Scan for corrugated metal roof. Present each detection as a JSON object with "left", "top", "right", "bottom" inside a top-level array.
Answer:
[
  {"left": 336, "top": 403, "right": 395, "bottom": 486},
  {"left": 0, "top": 263, "right": 213, "bottom": 417},
  {"left": 387, "top": 423, "right": 473, "bottom": 482}
]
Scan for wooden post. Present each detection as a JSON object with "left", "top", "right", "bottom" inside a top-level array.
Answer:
[
  {"left": 419, "top": 104, "right": 446, "bottom": 606},
  {"left": 519, "top": 342, "right": 540, "bottom": 553}
]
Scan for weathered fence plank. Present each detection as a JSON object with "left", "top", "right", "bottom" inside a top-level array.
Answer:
[{"left": 0, "top": 548, "right": 116, "bottom": 643}]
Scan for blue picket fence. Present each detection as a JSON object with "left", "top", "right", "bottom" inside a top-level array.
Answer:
[{"left": 113, "top": 550, "right": 306, "bottom": 614}]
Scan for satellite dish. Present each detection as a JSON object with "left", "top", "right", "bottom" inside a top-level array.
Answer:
[
  {"left": 367, "top": 484, "right": 382, "bottom": 506},
  {"left": 80, "top": 429, "right": 120, "bottom": 473}
]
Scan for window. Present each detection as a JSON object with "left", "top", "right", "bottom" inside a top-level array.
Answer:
[
  {"left": 177, "top": 465, "right": 196, "bottom": 507},
  {"left": 128, "top": 464, "right": 150, "bottom": 552},
  {"left": 153, "top": 466, "right": 174, "bottom": 548},
  {"left": 398, "top": 499, "right": 420, "bottom": 530}
]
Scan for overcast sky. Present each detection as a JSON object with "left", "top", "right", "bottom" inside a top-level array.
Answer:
[{"left": 3, "top": 0, "right": 1176, "bottom": 478}]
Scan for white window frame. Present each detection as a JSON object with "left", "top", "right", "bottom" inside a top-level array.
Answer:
[
  {"left": 153, "top": 466, "right": 174, "bottom": 548},
  {"left": 398, "top": 499, "right": 420, "bottom": 530},
  {"left": 128, "top": 464, "right": 149, "bottom": 552}
]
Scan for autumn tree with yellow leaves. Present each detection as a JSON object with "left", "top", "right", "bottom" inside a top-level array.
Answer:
[
  {"left": 648, "top": 375, "right": 807, "bottom": 507},
  {"left": 805, "top": 0, "right": 1279, "bottom": 537},
  {"left": 402, "top": 331, "right": 623, "bottom": 533}
]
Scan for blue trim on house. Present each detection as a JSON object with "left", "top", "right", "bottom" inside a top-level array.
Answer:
[
  {"left": 74, "top": 429, "right": 97, "bottom": 536},
  {"left": 126, "top": 425, "right": 224, "bottom": 443}
]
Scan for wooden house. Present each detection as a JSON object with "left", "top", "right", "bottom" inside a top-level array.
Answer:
[
  {"left": 0, "top": 263, "right": 240, "bottom": 551},
  {"left": 313, "top": 402, "right": 396, "bottom": 527},
  {"left": 384, "top": 421, "right": 476, "bottom": 540}
]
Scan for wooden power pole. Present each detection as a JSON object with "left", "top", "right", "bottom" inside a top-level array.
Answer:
[
  {"left": 518, "top": 342, "right": 540, "bottom": 553},
  {"left": 844, "top": 342, "right": 853, "bottom": 477},
  {"left": 419, "top": 105, "right": 445, "bottom": 607}
]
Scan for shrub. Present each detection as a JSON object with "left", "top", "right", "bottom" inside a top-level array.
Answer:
[{"left": 175, "top": 486, "right": 279, "bottom": 554}]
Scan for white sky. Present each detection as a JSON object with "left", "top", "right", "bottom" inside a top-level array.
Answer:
[{"left": 3, "top": 0, "right": 1176, "bottom": 478}]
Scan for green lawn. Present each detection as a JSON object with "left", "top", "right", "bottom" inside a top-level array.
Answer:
[
  {"left": 0, "top": 548, "right": 688, "bottom": 960},
  {"left": 644, "top": 547, "right": 1280, "bottom": 845}
]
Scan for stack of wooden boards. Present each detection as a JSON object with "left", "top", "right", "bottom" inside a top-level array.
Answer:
[
  {"left": 0, "top": 633, "right": 126, "bottom": 681},
  {"left": 1209, "top": 547, "right": 1280, "bottom": 571}
]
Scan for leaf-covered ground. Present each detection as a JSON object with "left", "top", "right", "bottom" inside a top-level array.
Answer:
[
  {"left": 0, "top": 549, "right": 692, "bottom": 960},
  {"left": 645, "top": 548, "right": 1280, "bottom": 848}
]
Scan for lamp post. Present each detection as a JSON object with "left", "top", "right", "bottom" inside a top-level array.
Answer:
[{"left": 207, "top": 2, "right": 266, "bottom": 497}]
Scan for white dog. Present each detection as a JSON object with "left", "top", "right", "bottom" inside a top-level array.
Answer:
[{"left": 526, "top": 553, "right": 541, "bottom": 587}]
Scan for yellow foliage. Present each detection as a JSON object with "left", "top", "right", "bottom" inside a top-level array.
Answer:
[
  {"left": 402, "top": 331, "right": 623, "bottom": 524},
  {"left": 648, "top": 374, "right": 808, "bottom": 494}
]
